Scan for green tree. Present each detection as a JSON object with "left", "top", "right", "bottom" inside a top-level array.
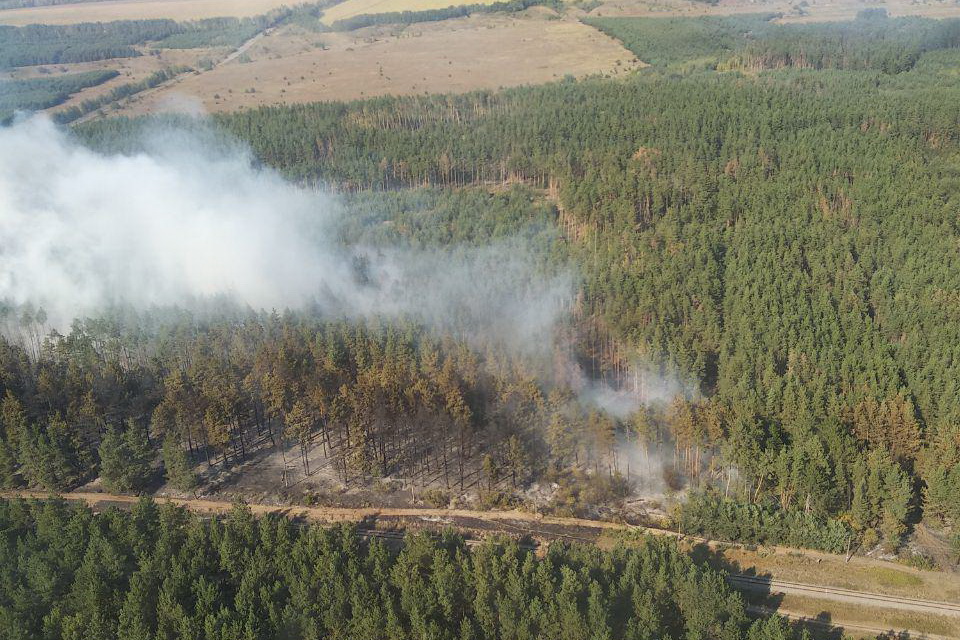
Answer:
[
  {"left": 162, "top": 436, "right": 198, "bottom": 493},
  {"left": 99, "top": 422, "right": 152, "bottom": 493}
]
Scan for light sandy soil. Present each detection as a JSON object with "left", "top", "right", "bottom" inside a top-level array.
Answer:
[
  {"left": 108, "top": 14, "right": 641, "bottom": 115},
  {"left": 320, "top": 0, "right": 501, "bottom": 24},
  {"left": 0, "top": 0, "right": 292, "bottom": 25}
]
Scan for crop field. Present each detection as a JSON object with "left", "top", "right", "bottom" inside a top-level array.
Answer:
[
  {"left": 111, "top": 14, "right": 641, "bottom": 115},
  {"left": 0, "top": 0, "right": 293, "bottom": 26}
]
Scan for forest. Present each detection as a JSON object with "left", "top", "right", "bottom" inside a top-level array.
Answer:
[
  {"left": 0, "top": 497, "right": 808, "bottom": 640},
  {"left": 586, "top": 11, "right": 960, "bottom": 72},
  {"left": 0, "top": 69, "right": 118, "bottom": 123},
  {"left": 327, "top": 0, "right": 562, "bottom": 32},
  {"left": 63, "top": 11, "right": 960, "bottom": 563},
  {"left": 0, "top": 4, "right": 959, "bottom": 582},
  {"left": 0, "top": 9, "right": 293, "bottom": 68}
]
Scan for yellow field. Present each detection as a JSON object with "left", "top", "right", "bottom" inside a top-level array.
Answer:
[
  {"left": 110, "top": 15, "right": 641, "bottom": 115},
  {"left": 0, "top": 0, "right": 291, "bottom": 26},
  {"left": 319, "top": 0, "right": 500, "bottom": 25}
]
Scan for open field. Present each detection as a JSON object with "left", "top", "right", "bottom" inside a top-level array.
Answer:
[
  {"left": 0, "top": 0, "right": 292, "bottom": 25},
  {"left": 320, "top": 0, "right": 500, "bottom": 24},
  {"left": 109, "top": 14, "right": 641, "bottom": 115}
]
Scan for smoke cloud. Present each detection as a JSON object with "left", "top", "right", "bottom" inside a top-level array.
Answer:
[
  {"left": 570, "top": 360, "right": 691, "bottom": 419},
  {"left": 0, "top": 116, "right": 571, "bottom": 349}
]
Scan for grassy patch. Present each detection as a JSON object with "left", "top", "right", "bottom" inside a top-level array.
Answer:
[{"left": 748, "top": 593, "right": 960, "bottom": 638}]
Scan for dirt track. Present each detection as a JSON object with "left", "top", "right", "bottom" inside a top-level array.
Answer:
[
  {"left": 730, "top": 574, "right": 960, "bottom": 618},
  {"left": 1, "top": 488, "right": 627, "bottom": 531},
  {"left": 0, "top": 489, "right": 942, "bottom": 568}
]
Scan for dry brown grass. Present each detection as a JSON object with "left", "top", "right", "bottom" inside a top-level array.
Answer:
[
  {"left": 747, "top": 593, "right": 960, "bottom": 639},
  {"left": 109, "top": 15, "right": 641, "bottom": 116},
  {"left": 691, "top": 542, "right": 960, "bottom": 603},
  {"left": 0, "top": 0, "right": 292, "bottom": 26}
]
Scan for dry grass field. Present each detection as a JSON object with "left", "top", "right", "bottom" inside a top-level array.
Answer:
[
  {"left": 110, "top": 14, "right": 641, "bottom": 115},
  {"left": 0, "top": 0, "right": 292, "bottom": 25}
]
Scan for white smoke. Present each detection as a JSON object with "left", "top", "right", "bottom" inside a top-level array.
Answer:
[
  {"left": 573, "top": 360, "right": 690, "bottom": 419},
  {"left": 0, "top": 116, "right": 570, "bottom": 348}
]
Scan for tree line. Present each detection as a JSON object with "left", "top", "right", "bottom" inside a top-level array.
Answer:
[
  {"left": 0, "top": 69, "right": 118, "bottom": 124},
  {"left": 328, "top": 0, "right": 563, "bottom": 32},
  {"left": 53, "top": 67, "right": 191, "bottom": 125},
  {"left": 587, "top": 12, "right": 960, "bottom": 73},
  {"left": 0, "top": 496, "right": 809, "bottom": 640},
  {"left": 0, "top": 4, "right": 313, "bottom": 68}
]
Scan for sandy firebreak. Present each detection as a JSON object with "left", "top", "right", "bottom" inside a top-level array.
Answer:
[{"left": 107, "top": 14, "right": 641, "bottom": 116}]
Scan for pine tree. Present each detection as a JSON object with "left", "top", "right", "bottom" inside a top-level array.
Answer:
[
  {"left": 0, "top": 437, "right": 16, "bottom": 488},
  {"left": 162, "top": 436, "right": 198, "bottom": 493},
  {"left": 99, "top": 422, "right": 152, "bottom": 493}
]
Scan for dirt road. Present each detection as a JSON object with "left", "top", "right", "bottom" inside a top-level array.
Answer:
[
  {"left": 730, "top": 574, "right": 960, "bottom": 618},
  {"left": 745, "top": 605, "right": 955, "bottom": 640}
]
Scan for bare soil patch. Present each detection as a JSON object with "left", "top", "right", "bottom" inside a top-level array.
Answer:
[{"left": 108, "top": 15, "right": 641, "bottom": 115}]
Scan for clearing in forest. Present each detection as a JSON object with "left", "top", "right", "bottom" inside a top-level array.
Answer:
[
  {"left": 0, "top": 0, "right": 294, "bottom": 26},
  {"left": 109, "top": 15, "right": 642, "bottom": 115}
]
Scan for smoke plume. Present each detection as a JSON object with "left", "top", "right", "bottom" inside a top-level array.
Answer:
[{"left": 0, "top": 116, "right": 570, "bottom": 349}]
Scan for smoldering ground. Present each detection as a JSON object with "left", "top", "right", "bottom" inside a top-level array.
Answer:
[{"left": 0, "top": 116, "right": 571, "bottom": 352}]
